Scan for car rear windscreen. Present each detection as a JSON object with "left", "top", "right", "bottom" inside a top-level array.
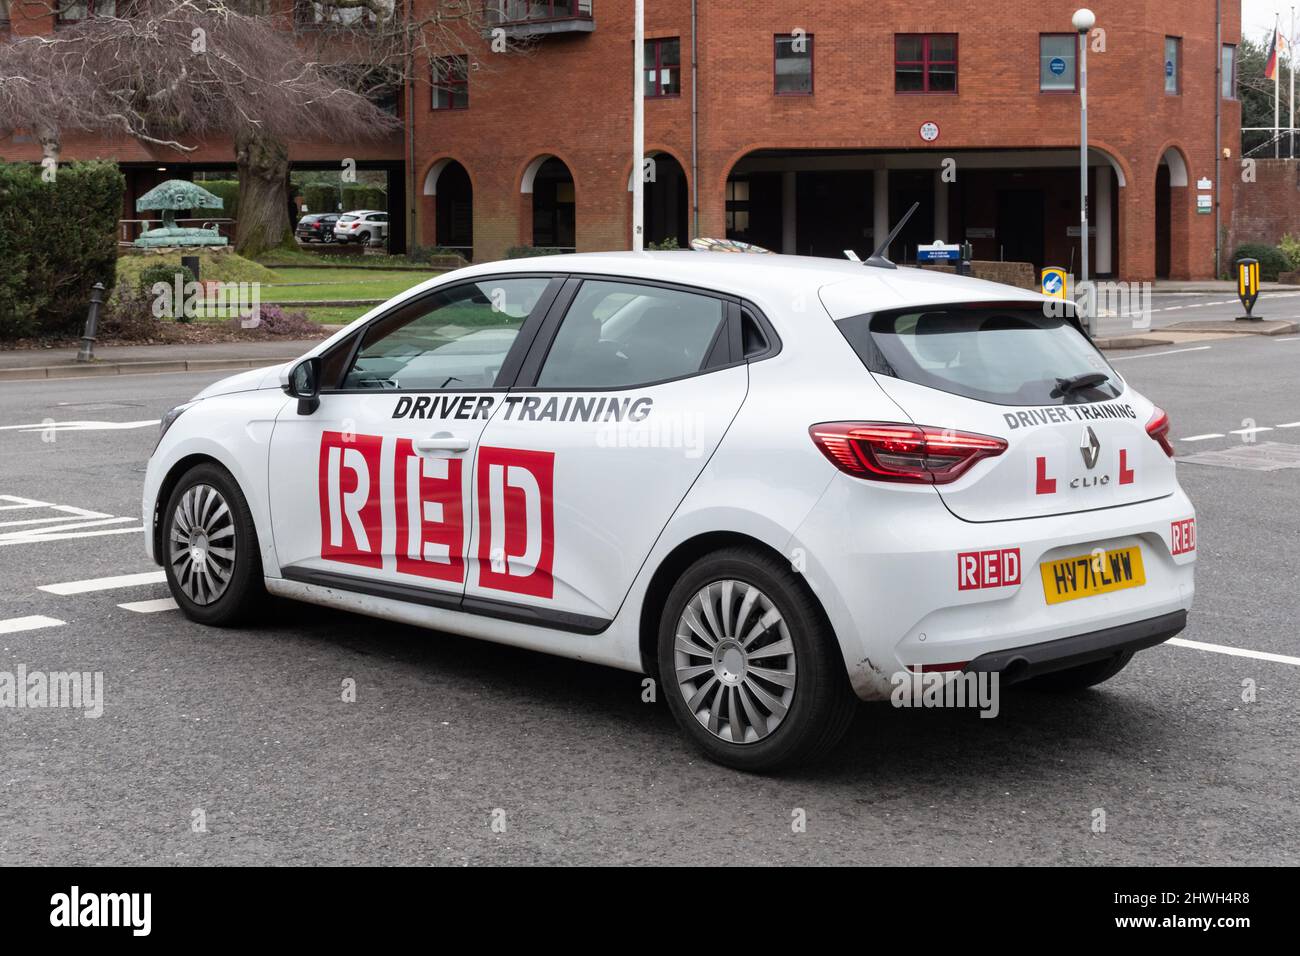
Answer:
[{"left": 835, "top": 305, "right": 1123, "bottom": 406}]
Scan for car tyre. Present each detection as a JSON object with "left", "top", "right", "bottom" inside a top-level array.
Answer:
[
  {"left": 657, "top": 547, "right": 857, "bottom": 772},
  {"left": 162, "top": 463, "right": 266, "bottom": 627},
  {"left": 1021, "top": 650, "right": 1134, "bottom": 691},
  {"left": 358, "top": 231, "right": 371, "bottom": 245}
]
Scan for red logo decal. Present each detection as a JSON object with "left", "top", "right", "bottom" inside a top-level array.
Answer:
[
  {"left": 476, "top": 446, "right": 555, "bottom": 598},
  {"left": 319, "top": 431, "right": 384, "bottom": 568},
  {"left": 958, "top": 548, "right": 1022, "bottom": 591},
  {"left": 1119, "top": 449, "right": 1135, "bottom": 485},
  {"left": 393, "top": 438, "right": 465, "bottom": 582},
  {"left": 1035, "top": 457, "right": 1057, "bottom": 495},
  {"left": 1171, "top": 517, "right": 1197, "bottom": 555}
]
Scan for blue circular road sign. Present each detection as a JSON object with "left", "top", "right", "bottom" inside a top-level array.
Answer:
[{"left": 1049, "top": 57, "right": 1067, "bottom": 76}]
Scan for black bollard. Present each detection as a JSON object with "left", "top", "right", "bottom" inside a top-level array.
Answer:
[{"left": 76, "top": 282, "right": 105, "bottom": 363}]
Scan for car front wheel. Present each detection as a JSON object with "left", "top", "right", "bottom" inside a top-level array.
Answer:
[
  {"left": 162, "top": 463, "right": 265, "bottom": 627},
  {"left": 657, "top": 547, "right": 857, "bottom": 772}
]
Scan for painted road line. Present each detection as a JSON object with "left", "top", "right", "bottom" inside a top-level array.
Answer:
[
  {"left": 1168, "top": 638, "right": 1300, "bottom": 667},
  {"left": 1178, "top": 434, "right": 1226, "bottom": 442},
  {"left": 39, "top": 570, "right": 166, "bottom": 595},
  {"left": 118, "top": 598, "right": 178, "bottom": 614},
  {"left": 1229, "top": 426, "right": 1274, "bottom": 436},
  {"left": 1111, "top": 346, "right": 1213, "bottom": 362},
  {"left": 0, "top": 420, "right": 160, "bottom": 432},
  {"left": 0, "top": 615, "right": 65, "bottom": 635},
  {"left": 1276, "top": 422, "right": 1300, "bottom": 428},
  {"left": 0, "top": 517, "right": 140, "bottom": 546}
]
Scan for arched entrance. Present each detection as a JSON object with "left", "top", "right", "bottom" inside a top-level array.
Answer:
[
  {"left": 1156, "top": 147, "right": 1189, "bottom": 279},
  {"left": 423, "top": 159, "right": 473, "bottom": 261},
  {"left": 643, "top": 152, "right": 689, "bottom": 248},
  {"left": 528, "top": 157, "right": 576, "bottom": 251}
]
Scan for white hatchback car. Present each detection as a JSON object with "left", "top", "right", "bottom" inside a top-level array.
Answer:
[
  {"left": 333, "top": 210, "right": 387, "bottom": 245},
  {"left": 145, "top": 252, "right": 1195, "bottom": 771}
]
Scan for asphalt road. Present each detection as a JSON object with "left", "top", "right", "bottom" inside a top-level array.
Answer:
[{"left": 1, "top": 321, "right": 1297, "bottom": 866}]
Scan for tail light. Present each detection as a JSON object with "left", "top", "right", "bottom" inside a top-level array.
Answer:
[
  {"left": 809, "top": 422, "right": 1008, "bottom": 485},
  {"left": 1146, "top": 407, "right": 1175, "bottom": 458}
]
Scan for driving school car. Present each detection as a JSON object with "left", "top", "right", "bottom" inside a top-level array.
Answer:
[{"left": 144, "top": 251, "right": 1195, "bottom": 771}]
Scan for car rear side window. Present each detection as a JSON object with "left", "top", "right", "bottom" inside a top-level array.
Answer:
[
  {"left": 835, "top": 306, "right": 1123, "bottom": 406},
  {"left": 537, "top": 280, "right": 727, "bottom": 389}
]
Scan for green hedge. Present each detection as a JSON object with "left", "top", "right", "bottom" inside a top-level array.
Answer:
[
  {"left": 199, "top": 179, "right": 240, "bottom": 222},
  {"left": 0, "top": 161, "right": 124, "bottom": 339},
  {"left": 302, "top": 183, "right": 340, "bottom": 215},
  {"left": 1232, "top": 243, "right": 1293, "bottom": 282},
  {"left": 341, "top": 185, "right": 386, "bottom": 212}
]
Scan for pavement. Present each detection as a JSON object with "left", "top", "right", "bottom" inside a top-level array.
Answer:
[
  {"left": 0, "top": 339, "right": 323, "bottom": 381},
  {"left": 0, "top": 330, "right": 1297, "bottom": 865}
]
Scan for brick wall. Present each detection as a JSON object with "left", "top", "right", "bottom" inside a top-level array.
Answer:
[{"left": 1231, "top": 159, "right": 1300, "bottom": 256}]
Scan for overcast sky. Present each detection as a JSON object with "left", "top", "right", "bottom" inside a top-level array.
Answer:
[{"left": 1244, "top": 0, "right": 1296, "bottom": 43}]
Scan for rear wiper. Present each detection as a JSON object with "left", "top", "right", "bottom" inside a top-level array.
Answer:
[{"left": 1054, "top": 372, "right": 1110, "bottom": 396}]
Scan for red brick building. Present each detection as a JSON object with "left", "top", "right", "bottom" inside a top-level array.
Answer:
[{"left": 3, "top": 1, "right": 1243, "bottom": 279}]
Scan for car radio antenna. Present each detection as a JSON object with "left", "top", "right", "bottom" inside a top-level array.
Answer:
[{"left": 864, "top": 201, "right": 920, "bottom": 270}]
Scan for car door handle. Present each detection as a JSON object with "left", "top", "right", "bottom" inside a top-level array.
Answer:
[{"left": 413, "top": 433, "right": 471, "bottom": 454}]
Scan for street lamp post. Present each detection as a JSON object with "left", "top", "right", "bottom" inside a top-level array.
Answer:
[
  {"left": 1074, "top": 8, "right": 1096, "bottom": 302},
  {"left": 632, "top": 0, "right": 645, "bottom": 252}
]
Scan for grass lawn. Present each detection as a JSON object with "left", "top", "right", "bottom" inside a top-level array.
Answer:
[{"left": 259, "top": 268, "right": 434, "bottom": 303}]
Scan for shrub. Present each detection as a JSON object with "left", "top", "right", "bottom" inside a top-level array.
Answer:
[
  {"left": 1279, "top": 234, "right": 1300, "bottom": 270},
  {"left": 405, "top": 244, "right": 467, "bottom": 265},
  {"left": 197, "top": 179, "right": 239, "bottom": 222},
  {"left": 0, "top": 161, "right": 124, "bottom": 339},
  {"left": 137, "top": 263, "right": 197, "bottom": 294},
  {"left": 302, "top": 183, "right": 340, "bottom": 216},
  {"left": 1232, "top": 243, "right": 1292, "bottom": 282},
  {"left": 233, "top": 304, "right": 317, "bottom": 337},
  {"left": 506, "top": 246, "right": 566, "bottom": 259},
  {"left": 340, "top": 185, "right": 386, "bottom": 212},
  {"left": 647, "top": 237, "right": 681, "bottom": 251},
  {"left": 99, "top": 287, "right": 172, "bottom": 342}
]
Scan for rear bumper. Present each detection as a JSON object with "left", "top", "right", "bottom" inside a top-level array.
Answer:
[{"left": 965, "top": 609, "right": 1186, "bottom": 685}]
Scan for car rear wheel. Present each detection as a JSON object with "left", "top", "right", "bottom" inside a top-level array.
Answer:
[
  {"left": 358, "top": 231, "right": 371, "bottom": 245},
  {"left": 162, "top": 463, "right": 265, "bottom": 627},
  {"left": 657, "top": 547, "right": 857, "bottom": 772},
  {"left": 1021, "top": 651, "right": 1134, "bottom": 691}
]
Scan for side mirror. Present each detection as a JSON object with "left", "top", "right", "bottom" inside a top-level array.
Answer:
[{"left": 285, "top": 357, "right": 321, "bottom": 415}]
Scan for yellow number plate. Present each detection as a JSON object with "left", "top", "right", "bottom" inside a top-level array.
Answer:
[{"left": 1040, "top": 547, "right": 1146, "bottom": 605}]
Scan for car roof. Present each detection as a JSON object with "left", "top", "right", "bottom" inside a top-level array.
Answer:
[
  {"left": 447, "top": 251, "right": 1047, "bottom": 319},
  {"left": 306, "top": 251, "right": 1051, "bottom": 360}
]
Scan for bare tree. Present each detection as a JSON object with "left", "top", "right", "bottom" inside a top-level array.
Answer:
[{"left": 0, "top": 0, "right": 521, "bottom": 256}]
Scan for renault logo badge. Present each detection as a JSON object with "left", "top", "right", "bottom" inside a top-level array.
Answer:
[{"left": 1080, "top": 427, "right": 1101, "bottom": 469}]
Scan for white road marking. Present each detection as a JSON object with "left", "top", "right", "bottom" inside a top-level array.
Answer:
[
  {"left": 0, "top": 420, "right": 159, "bottom": 432},
  {"left": 1229, "top": 426, "right": 1274, "bottom": 436},
  {"left": 1169, "top": 637, "right": 1300, "bottom": 667},
  {"left": 39, "top": 570, "right": 166, "bottom": 595},
  {"left": 1111, "top": 346, "right": 1213, "bottom": 362},
  {"left": 118, "top": 597, "right": 178, "bottom": 614},
  {"left": 0, "top": 615, "right": 65, "bottom": 635},
  {"left": 1276, "top": 337, "right": 1300, "bottom": 342},
  {"left": 0, "top": 517, "right": 140, "bottom": 546},
  {"left": 1277, "top": 422, "right": 1300, "bottom": 428},
  {"left": 1178, "top": 434, "right": 1226, "bottom": 442}
]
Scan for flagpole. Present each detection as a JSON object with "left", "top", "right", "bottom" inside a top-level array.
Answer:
[
  {"left": 1276, "top": 13, "right": 1282, "bottom": 158},
  {"left": 1291, "top": 7, "right": 1296, "bottom": 158}
]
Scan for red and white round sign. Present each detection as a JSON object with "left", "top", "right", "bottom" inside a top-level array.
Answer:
[{"left": 919, "top": 121, "right": 940, "bottom": 143}]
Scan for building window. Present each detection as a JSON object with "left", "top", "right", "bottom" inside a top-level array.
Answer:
[
  {"left": 1222, "top": 44, "right": 1237, "bottom": 99},
  {"left": 57, "top": 0, "right": 116, "bottom": 21},
  {"left": 775, "top": 33, "right": 814, "bottom": 95},
  {"left": 1165, "top": 37, "right": 1181, "bottom": 95},
  {"left": 895, "top": 34, "right": 957, "bottom": 94},
  {"left": 498, "top": 0, "right": 589, "bottom": 20},
  {"left": 645, "top": 37, "right": 681, "bottom": 98},
  {"left": 725, "top": 179, "right": 751, "bottom": 234},
  {"left": 432, "top": 56, "right": 469, "bottom": 111},
  {"left": 0, "top": 0, "right": 10, "bottom": 24},
  {"left": 1039, "top": 34, "right": 1077, "bottom": 92}
]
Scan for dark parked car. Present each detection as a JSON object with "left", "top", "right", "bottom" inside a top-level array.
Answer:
[{"left": 296, "top": 214, "right": 340, "bottom": 244}]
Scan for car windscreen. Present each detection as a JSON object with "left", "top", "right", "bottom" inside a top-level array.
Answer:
[{"left": 834, "top": 305, "right": 1123, "bottom": 406}]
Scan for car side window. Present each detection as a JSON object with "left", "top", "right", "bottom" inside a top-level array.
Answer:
[
  {"left": 536, "top": 280, "right": 727, "bottom": 389},
  {"left": 340, "top": 277, "right": 551, "bottom": 391}
]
